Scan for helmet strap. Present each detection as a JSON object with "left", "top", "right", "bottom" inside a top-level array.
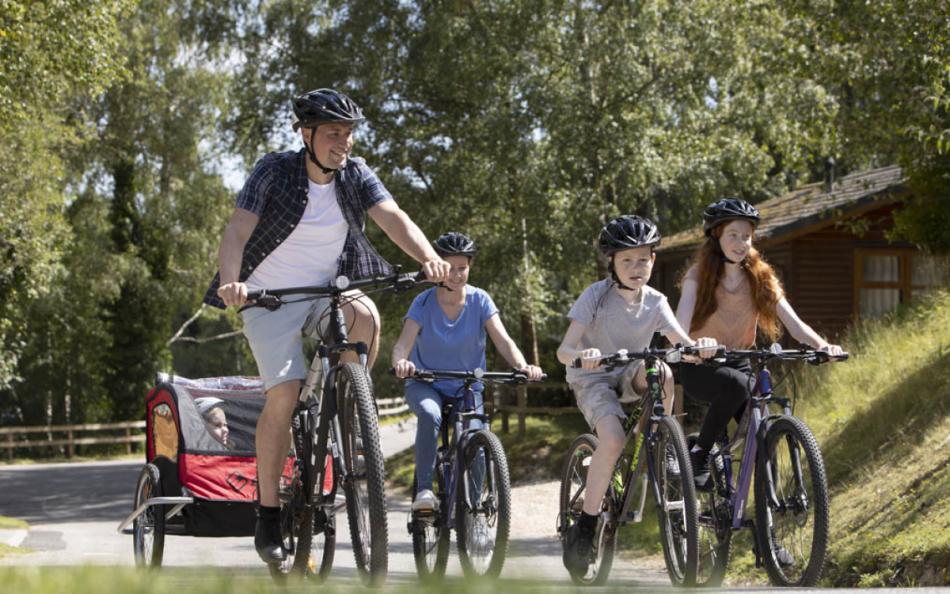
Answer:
[{"left": 306, "top": 128, "right": 338, "bottom": 175}]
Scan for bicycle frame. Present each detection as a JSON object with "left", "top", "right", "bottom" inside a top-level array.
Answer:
[
  {"left": 614, "top": 354, "right": 673, "bottom": 525},
  {"left": 715, "top": 364, "right": 804, "bottom": 530},
  {"left": 299, "top": 290, "right": 370, "bottom": 509},
  {"left": 437, "top": 379, "right": 488, "bottom": 531}
]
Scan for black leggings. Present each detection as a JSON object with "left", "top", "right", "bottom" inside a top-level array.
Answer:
[{"left": 678, "top": 359, "right": 754, "bottom": 451}]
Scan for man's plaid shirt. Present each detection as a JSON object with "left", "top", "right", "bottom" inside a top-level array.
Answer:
[{"left": 204, "top": 149, "right": 394, "bottom": 308}]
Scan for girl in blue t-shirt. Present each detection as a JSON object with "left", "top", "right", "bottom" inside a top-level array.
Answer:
[{"left": 392, "top": 232, "right": 543, "bottom": 513}]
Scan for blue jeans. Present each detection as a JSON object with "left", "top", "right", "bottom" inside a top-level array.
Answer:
[{"left": 406, "top": 381, "right": 484, "bottom": 493}]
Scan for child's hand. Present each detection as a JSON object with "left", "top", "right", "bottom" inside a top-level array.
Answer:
[
  {"left": 392, "top": 358, "right": 416, "bottom": 378},
  {"left": 818, "top": 343, "right": 845, "bottom": 357},
  {"left": 577, "top": 348, "right": 602, "bottom": 369},
  {"left": 696, "top": 337, "right": 719, "bottom": 359},
  {"left": 518, "top": 364, "right": 544, "bottom": 381}
]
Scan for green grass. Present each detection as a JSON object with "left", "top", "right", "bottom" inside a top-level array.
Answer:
[
  {"left": 0, "top": 516, "right": 28, "bottom": 530},
  {"left": 0, "top": 566, "right": 661, "bottom": 594},
  {"left": 797, "top": 289, "right": 950, "bottom": 586},
  {"left": 0, "top": 515, "right": 29, "bottom": 560}
]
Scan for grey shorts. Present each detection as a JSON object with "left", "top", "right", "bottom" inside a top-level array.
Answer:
[
  {"left": 569, "top": 360, "right": 646, "bottom": 430},
  {"left": 241, "top": 295, "right": 332, "bottom": 391}
]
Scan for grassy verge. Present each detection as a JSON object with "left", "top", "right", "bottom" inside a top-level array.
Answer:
[
  {"left": 0, "top": 516, "right": 28, "bottom": 530},
  {"left": 797, "top": 289, "right": 950, "bottom": 586},
  {"left": 0, "top": 515, "right": 29, "bottom": 560}
]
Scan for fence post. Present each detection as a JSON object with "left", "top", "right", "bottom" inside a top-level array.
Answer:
[
  {"left": 125, "top": 427, "right": 132, "bottom": 455},
  {"left": 5, "top": 434, "right": 12, "bottom": 462},
  {"left": 67, "top": 429, "right": 74, "bottom": 458},
  {"left": 517, "top": 384, "right": 527, "bottom": 438}
]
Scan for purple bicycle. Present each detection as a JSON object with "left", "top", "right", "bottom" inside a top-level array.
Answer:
[{"left": 692, "top": 346, "right": 847, "bottom": 587}]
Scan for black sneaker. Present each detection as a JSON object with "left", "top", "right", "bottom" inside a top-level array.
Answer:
[
  {"left": 690, "top": 448, "right": 712, "bottom": 491},
  {"left": 562, "top": 522, "right": 594, "bottom": 575},
  {"left": 255, "top": 514, "right": 287, "bottom": 564}
]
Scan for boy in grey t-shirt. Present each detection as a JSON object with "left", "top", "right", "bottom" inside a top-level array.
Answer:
[{"left": 556, "top": 215, "right": 717, "bottom": 576}]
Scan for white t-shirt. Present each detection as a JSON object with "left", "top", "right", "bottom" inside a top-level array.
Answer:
[{"left": 246, "top": 180, "right": 348, "bottom": 290}]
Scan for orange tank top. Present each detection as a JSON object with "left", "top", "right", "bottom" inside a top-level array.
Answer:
[{"left": 686, "top": 266, "right": 758, "bottom": 349}]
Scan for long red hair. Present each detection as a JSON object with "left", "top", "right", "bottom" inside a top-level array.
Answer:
[{"left": 685, "top": 225, "right": 784, "bottom": 342}]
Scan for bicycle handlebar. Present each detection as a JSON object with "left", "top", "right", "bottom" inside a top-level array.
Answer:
[
  {"left": 391, "top": 368, "right": 547, "bottom": 385},
  {"left": 716, "top": 346, "right": 849, "bottom": 364},
  {"left": 243, "top": 268, "right": 432, "bottom": 311},
  {"left": 570, "top": 345, "right": 720, "bottom": 370}
]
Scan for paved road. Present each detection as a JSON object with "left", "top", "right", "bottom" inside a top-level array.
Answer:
[
  {"left": 0, "top": 418, "right": 674, "bottom": 587},
  {"left": 2, "top": 422, "right": 945, "bottom": 594}
]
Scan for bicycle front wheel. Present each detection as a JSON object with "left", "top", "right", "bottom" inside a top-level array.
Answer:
[
  {"left": 652, "top": 416, "right": 699, "bottom": 586},
  {"left": 558, "top": 433, "right": 616, "bottom": 585},
  {"left": 338, "top": 362, "right": 388, "bottom": 585},
  {"left": 754, "top": 415, "right": 829, "bottom": 587},
  {"left": 456, "top": 429, "right": 511, "bottom": 578}
]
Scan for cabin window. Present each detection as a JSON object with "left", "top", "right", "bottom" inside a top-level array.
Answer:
[{"left": 855, "top": 250, "right": 948, "bottom": 318}]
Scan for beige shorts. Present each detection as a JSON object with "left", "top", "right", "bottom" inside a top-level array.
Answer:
[
  {"left": 241, "top": 295, "right": 332, "bottom": 391},
  {"left": 569, "top": 360, "right": 646, "bottom": 430}
]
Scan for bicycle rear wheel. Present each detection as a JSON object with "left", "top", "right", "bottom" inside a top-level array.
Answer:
[
  {"left": 653, "top": 416, "right": 699, "bottom": 586},
  {"left": 338, "top": 362, "right": 388, "bottom": 585},
  {"left": 689, "top": 435, "right": 732, "bottom": 588},
  {"left": 410, "top": 466, "right": 450, "bottom": 581},
  {"left": 754, "top": 415, "right": 829, "bottom": 587},
  {"left": 558, "top": 433, "right": 616, "bottom": 585},
  {"left": 456, "top": 429, "right": 511, "bottom": 578}
]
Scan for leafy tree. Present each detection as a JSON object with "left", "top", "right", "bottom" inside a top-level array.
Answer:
[{"left": 0, "top": 0, "right": 129, "bottom": 406}]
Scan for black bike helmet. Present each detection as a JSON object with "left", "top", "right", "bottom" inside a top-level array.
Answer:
[
  {"left": 292, "top": 88, "right": 365, "bottom": 131},
  {"left": 433, "top": 232, "right": 477, "bottom": 258},
  {"left": 702, "top": 198, "right": 760, "bottom": 236},
  {"left": 598, "top": 215, "right": 662, "bottom": 255}
]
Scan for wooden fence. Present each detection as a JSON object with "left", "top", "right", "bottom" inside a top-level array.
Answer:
[
  {"left": 487, "top": 381, "right": 579, "bottom": 437},
  {"left": 0, "top": 385, "right": 562, "bottom": 461},
  {"left": 0, "top": 421, "right": 146, "bottom": 462}
]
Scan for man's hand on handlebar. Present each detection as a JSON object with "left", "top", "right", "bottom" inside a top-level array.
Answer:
[
  {"left": 421, "top": 257, "right": 451, "bottom": 283},
  {"left": 218, "top": 281, "right": 248, "bottom": 307}
]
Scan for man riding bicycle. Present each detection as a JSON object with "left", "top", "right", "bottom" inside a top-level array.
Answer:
[{"left": 204, "top": 88, "right": 450, "bottom": 564}]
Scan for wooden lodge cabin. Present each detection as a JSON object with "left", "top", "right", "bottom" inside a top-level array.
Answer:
[{"left": 650, "top": 165, "right": 948, "bottom": 341}]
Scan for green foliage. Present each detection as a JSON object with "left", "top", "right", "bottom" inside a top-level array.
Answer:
[
  {"left": 0, "top": 0, "right": 130, "bottom": 394},
  {"left": 1, "top": 0, "right": 237, "bottom": 425}
]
